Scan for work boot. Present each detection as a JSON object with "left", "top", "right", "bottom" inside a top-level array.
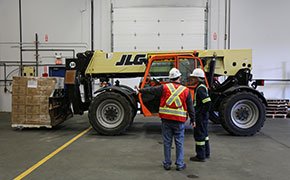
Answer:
[
  {"left": 163, "top": 165, "right": 171, "bottom": 171},
  {"left": 189, "top": 156, "right": 205, "bottom": 162},
  {"left": 176, "top": 163, "right": 186, "bottom": 171}
]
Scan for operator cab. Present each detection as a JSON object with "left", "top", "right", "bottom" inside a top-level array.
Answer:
[{"left": 139, "top": 54, "right": 207, "bottom": 116}]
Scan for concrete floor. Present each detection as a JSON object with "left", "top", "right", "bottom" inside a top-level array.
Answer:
[{"left": 1, "top": 112, "right": 290, "bottom": 180}]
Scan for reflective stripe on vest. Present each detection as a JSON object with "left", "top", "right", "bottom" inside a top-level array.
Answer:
[
  {"left": 166, "top": 83, "right": 186, "bottom": 108},
  {"left": 159, "top": 107, "right": 187, "bottom": 117},
  {"left": 196, "top": 141, "right": 205, "bottom": 146},
  {"left": 194, "top": 84, "right": 211, "bottom": 107},
  {"left": 205, "top": 136, "right": 209, "bottom": 141},
  {"left": 202, "top": 97, "right": 211, "bottom": 104}
]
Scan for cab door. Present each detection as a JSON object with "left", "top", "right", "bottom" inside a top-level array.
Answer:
[
  {"left": 138, "top": 55, "right": 178, "bottom": 116},
  {"left": 138, "top": 54, "right": 208, "bottom": 116}
]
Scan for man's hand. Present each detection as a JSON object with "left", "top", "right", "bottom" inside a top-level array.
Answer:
[{"left": 191, "top": 121, "right": 196, "bottom": 128}]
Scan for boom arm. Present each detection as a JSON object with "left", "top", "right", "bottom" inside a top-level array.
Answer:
[
  {"left": 84, "top": 49, "right": 252, "bottom": 78},
  {"left": 199, "top": 49, "right": 252, "bottom": 76}
]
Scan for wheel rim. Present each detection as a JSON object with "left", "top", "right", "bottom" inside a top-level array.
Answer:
[
  {"left": 96, "top": 100, "right": 124, "bottom": 128},
  {"left": 230, "top": 99, "right": 259, "bottom": 129}
]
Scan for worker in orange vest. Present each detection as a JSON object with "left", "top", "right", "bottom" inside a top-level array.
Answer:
[{"left": 136, "top": 68, "right": 195, "bottom": 171}]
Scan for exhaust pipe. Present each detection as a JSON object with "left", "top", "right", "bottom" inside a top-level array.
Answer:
[{"left": 208, "top": 52, "right": 217, "bottom": 88}]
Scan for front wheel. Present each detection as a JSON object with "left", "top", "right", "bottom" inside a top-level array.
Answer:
[
  {"left": 88, "top": 92, "right": 132, "bottom": 135},
  {"left": 220, "top": 92, "right": 266, "bottom": 136}
]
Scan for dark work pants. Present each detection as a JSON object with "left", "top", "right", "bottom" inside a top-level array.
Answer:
[{"left": 193, "top": 112, "right": 210, "bottom": 159}]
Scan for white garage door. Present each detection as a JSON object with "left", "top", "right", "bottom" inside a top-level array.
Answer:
[
  {"left": 111, "top": 6, "right": 206, "bottom": 88},
  {"left": 112, "top": 7, "right": 206, "bottom": 52}
]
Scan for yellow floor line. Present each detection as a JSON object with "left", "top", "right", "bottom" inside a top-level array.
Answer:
[{"left": 14, "top": 126, "right": 92, "bottom": 180}]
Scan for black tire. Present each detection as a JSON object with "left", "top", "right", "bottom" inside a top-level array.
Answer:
[
  {"left": 88, "top": 92, "right": 133, "bottom": 135},
  {"left": 127, "top": 109, "right": 137, "bottom": 129},
  {"left": 220, "top": 91, "right": 266, "bottom": 136},
  {"left": 209, "top": 110, "right": 221, "bottom": 124}
]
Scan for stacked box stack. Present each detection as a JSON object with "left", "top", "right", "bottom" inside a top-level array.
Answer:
[{"left": 11, "top": 76, "right": 67, "bottom": 128}]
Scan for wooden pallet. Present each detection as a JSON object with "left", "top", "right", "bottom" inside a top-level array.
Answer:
[
  {"left": 267, "top": 103, "right": 288, "bottom": 107},
  {"left": 11, "top": 124, "right": 52, "bottom": 129},
  {"left": 266, "top": 107, "right": 287, "bottom": 111},
  {"left": 267, "top": 99, "right": 289, "bottom": 103},
  {"left": 266, "top": 99, "right": 289, "bottom": 119},
  {"left": 266, "top": 114, "right": 287, "bottom": 119},
  {"left": 266, "top": 111, "right": 287, "bottom": 115}
]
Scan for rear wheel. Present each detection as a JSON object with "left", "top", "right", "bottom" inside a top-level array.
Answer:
[
  {"left": 220, "top": 91, "right": 266, "bottom": 136},
  {"left": 88, "top": 92, "right": 132, "bottom": 135}
]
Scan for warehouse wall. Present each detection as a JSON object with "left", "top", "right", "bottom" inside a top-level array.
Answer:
[
  {"left": 1, "top": 0, "right": 289, "bottom": 112},
  {"left": 111, "top": 0, "right": 225, "bottom": 50},
  {"left": 0, "top": 0, "right": 92, "bottom": 112},
  {"left": 0, "top": 0, "right": 216, "bottom": 112},
  {"left": 230, "top": 0, "right": 290, "bottom": 99},
  {"left": 208, "top": 0, "right": 225, "bottom": 49}
]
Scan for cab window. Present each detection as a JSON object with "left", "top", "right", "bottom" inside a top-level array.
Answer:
[
  {"left": 149, "top": 60, "right": 175, "bottom": 84},
  {"left": 178, "top": 58, "right": 198, "bottom": 85}
]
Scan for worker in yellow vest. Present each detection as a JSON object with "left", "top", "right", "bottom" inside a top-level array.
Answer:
[{"left": 189, "top": 68, "right": 211, "bottom": 162}]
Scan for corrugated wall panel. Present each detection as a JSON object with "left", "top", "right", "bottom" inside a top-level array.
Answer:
[{"left": 113, "top": 7, "right": 206, "bottom": 51}]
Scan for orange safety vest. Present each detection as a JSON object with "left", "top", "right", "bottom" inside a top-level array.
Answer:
[{"left": 159, "top": 83, "right": 189, "bottom": 122}]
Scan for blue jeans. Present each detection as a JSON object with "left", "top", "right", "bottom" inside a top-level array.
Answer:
[{"left": 161, "top": 119, "right": 185, "bottom": 167}]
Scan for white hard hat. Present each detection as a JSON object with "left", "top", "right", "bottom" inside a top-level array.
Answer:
[
  {"left": 190, "top": 68, "right": 205, "bottom": 78},
  {"left": 169, "top": 68, "right": 182, "bottom": 79}
]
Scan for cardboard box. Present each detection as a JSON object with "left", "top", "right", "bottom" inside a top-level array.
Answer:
[
  {"left": 64, "top": 70, "right": 76, "bottom": 84},
  {"left": 12, "top": 77, "right": 27, "bottom": 86},
  {"left": 11, "top": 114, "right": 26, "bottom": 124},
  {"left": 12, "top": 95, "right": 26, "bottom": 105},
  {"left": 26, "top": 105, "right": 40, "bottom": 115},
  {"left": 26, "top": 96, "right": 41, "bottom": 105},
  {"left": 11, "top": 76, "right": 69, "bottom": 128},
  {"left": 39, "top": 105, "right": 49, "bottom": 114},
  {"left": 12, "top": 104, "right": 26, "bottom": 114},
  {"left": 27, "top": 88, "right": 40, "bottom": 96},
  {"left": 12, "top": 85, "right": 27, "bottom": 95}
]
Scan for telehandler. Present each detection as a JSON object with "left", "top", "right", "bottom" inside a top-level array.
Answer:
[{"left": 64, "top": 49, "right": 266, "bottom": 136}]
